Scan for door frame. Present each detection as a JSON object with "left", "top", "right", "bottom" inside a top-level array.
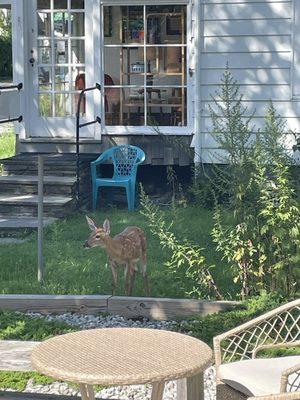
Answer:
[{"left": 23, "top": 0, "right": 101, "bottom": 139}]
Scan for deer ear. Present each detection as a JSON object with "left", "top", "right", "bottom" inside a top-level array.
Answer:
[
  {"left": 103, "top": 219, "right": 110, "bottom": 235},
  {"left": 86, "top": 215, "right": 97, "bottom": 231}
]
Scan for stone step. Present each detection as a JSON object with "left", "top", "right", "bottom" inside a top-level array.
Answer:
[
  {"left": 0, "top": 175, "right": 77, "bottom": 196},
  {"left": 0, "top": 216, "right": 57, "bottom": 231},
  {"left": 0, "top": 340, "right": 39, "bottom": 372},
  {"left": 0, "top": 195, "right": 74, "bottom": 218},
  {"left": 1, "top": 154, "right": 96, "bottom": 177},
  {"left": 0, "top": 175, "right": 76, "bottom": 185}
]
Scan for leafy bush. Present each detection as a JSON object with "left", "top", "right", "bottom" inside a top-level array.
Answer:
[{"left": 210, "top": 70, "right": 300, "bottom": 299}]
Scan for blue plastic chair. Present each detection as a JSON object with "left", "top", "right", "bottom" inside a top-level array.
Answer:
[{"left": 91, "top": 145, "right": 145, "bottom": 212}]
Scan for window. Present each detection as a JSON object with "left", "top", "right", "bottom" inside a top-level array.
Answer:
[
  {"left": 103, "top": 4, "right": 187, "bottom": 127},
  {"left": 36, "top": 0, "right": 85, "bottom": 117}
]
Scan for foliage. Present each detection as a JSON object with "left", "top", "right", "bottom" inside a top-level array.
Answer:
[
  {"left": 0, "top": 9, "right": 12, "bottom": 80},
  {"left": 209, "top": 69, "right": 300, "bottom": 299},
  {"left": 0, "top": 128, "right": 15, "bottom": 159},
  {"left": 140, "top": 186, "right": 223, "bottom": 299},
  {"left": 179, "top": 293, "right": 287, "bottom": 348}
]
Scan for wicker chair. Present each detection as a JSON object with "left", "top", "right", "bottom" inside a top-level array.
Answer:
[{"left": 213, "top": 299, "right": 300, "bottom": 400}]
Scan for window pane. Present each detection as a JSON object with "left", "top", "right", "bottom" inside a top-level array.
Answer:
[
  {"left": 38, "top": 67, "right": 52, "bottom": 90},
  {"left": 55, "top": 40, "right": 68, "bottom": 63},
  {"left": 0, "top": 6, "right": 12, "bottom": 82},
  {"left": 104, "top": 47, "right": 144, "bottom": 86},
  {"left": 71, "top": 13, "right": 85, "bottom": 36},
  {"left": 104, "top": 87, "right": 144, "bottom": 126},
  {"left": 37, "top": 0, "right": 50, "bottom": 9},
  {"left": 54, "top": 0, "right": 67, "bottom": 9},
  {"left": 55, "top": 67, "right": 69, "bottom": 90},
  {"left": 55, "top": 93, "right": 71, "bottom": 116},
  {"left": 104, "top": 6, "right": 144, "bottom": 45},
  {"left": 71, "top": 39, "right": 85, "bottom": 63},
  {"left": 54, "top": 12, "right": 69, "bottom": 37},
  {"left": 146, "top": 5, "right": 186, "bottom": 45},
  {"left": 38, "top": 39, "right": 52, "bottom": 63},
  {"left": 72, "top": 93, "right": 86, "bottom": 115},
  {"left": 38, "top": 12, "right": 51, "bottom": 36},
  {"left": 146, "top": 47, "right": 186, "bottom": 85},
  {"left": 147, "top": 87, "right": 186, "bottom": 126},
  {"left": 71, "top": 0, "right": 84, "bottom": 9},
  {"left": 39, "top": 94, "right": 53, "bottom": 117}
]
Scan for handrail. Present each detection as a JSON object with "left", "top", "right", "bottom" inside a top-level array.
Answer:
[
  {"left": 0, "top": 82, "right": 23, "bottom": 125},
  {"left": 75, "top": 83, "right": 101, "bottom": 207},
  {"left": 0, "top": 82, "right": 23, "bottom": 92}
]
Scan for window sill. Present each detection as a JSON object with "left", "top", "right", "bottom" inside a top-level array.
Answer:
[{"left": 103, "top": 126, "right": 194, "bottom": 135}]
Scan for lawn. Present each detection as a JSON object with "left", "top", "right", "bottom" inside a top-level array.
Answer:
[
  {"left": 0, "top": 125, "right": 15, "bottom": 161},
  {"left": 0, "top": 207, "right": 234, "bottom": 299}
]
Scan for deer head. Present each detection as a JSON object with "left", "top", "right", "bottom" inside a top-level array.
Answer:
[{"left": 84, "top": 216, "right": 111, "bottom": 249}]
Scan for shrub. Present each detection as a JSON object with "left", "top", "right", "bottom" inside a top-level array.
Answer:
[{"left": 210, "top": 70, "right": 300, "bottom": 299}]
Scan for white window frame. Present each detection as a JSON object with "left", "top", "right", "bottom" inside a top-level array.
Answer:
[
  {"left": 292, "top": 0, "right": 300, "bottom": 99},
  {"left": 98, "top": 0, "right": 196, "bottom": 135}
]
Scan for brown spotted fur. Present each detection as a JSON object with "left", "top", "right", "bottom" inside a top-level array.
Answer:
[{"left": 84, "top": 216, "right": 149, "bottom": 296}]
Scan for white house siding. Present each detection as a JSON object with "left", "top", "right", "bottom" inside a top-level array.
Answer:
[{"left": 199, "top": 0, "right": 297, "bottom": 163}]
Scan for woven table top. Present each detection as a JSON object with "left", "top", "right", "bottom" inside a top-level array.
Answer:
[{"left": 31, "top": 328, "right": 212, "bottom": 386}]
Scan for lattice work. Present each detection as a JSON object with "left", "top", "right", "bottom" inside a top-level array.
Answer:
[
  {"left": 113, "top": 146, "right": 139, "bottom": 177},
  {"left": 219, "top": 303, "right": 300, "bottom": 363},
  {"left": 287, "top": 368, "right": 300, "bottom": 392}
]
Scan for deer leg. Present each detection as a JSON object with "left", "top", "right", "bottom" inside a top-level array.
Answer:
[
  {"left": 124, "top": 264, "right": 130, "bottom": 296},
  {"left": 140, "top": 256, "right": 150, "bottom": 296},
  {"left": 129, "top": 266, "right": 136, "bottom": 296},
  {"left": 110, "top": 260, "right": 118, "bottom": 296}
]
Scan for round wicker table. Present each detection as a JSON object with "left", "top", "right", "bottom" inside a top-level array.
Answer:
[{"left": 31, "top": 328, "right": 212, "bottom": 400}]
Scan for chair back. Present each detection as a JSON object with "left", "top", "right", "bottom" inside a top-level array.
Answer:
[{"left": 112, "top": 145, "right": 145, "bottom": 178}]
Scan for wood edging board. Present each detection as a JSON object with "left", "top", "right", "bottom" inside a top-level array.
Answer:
[{"left": 0, "top": 295, "right": 240, "bottom": 321}]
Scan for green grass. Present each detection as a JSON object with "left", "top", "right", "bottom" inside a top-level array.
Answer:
[
  {"left": 0, "top": 127, "right": 15, "bottom": 160},
  {"left": 0, "top": 206, "right": 233, "bottom": 298}
]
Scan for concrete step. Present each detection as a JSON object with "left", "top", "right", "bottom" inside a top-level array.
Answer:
[
  {"left": 0, "top": 175, "right": 77, "bottom": 196},
  {"left": 0, "top": 195, "right": 74, "bottom": 218},
  {"left": 0, "top": 216, "right": 56, "bottom": 230},
  {"left": 0, "top": 175, "right": 76, "bottom": 185}
]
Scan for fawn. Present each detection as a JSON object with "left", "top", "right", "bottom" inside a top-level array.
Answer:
[{"left": 84, "top": 216, "right": 149, "bottom": 296}]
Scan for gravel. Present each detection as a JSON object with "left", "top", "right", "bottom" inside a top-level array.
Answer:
[{"left": 23, "top": 312, "right": 217, "bottom": 400}]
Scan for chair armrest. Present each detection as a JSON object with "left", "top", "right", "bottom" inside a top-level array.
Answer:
[
  {"left": 248, "top": 393, "right": 300, "bottom": 400},
  {"left": 92, "top": 151, "right": 112, "bottom": 166},
  {"left": 281, "top": 362, "right": 300, "bottom": 393},
  {"left": 253, "top": 341, "right": 300, "bottom": 359},
  {"left": 213, "top": 299, "right": 300, "bottom": 368}
]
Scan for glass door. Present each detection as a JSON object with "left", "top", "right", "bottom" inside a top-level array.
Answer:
[{"left": 28, "top": 0, "right": 97, "bottom": 138}]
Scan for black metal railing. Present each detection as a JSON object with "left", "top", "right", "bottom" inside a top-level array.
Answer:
[
  {"left": 75, "top": 83, "right": 101, "bottom": 207},
  {"left": 0, "top": 83, "right": 23, "bottom": 125}
]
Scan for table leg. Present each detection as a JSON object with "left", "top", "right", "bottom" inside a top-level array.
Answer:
[
  {"left": 151, "top": 381, "right": 165, "bottom": 400},
  {"left": 177, "top": 372, "right": 204, "bottom": 400},
  {"left": 79, "top": 384, "right": 95, "bottom": 400}
]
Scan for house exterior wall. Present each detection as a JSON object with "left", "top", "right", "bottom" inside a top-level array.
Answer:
[
  {"left": 7, "top": 0, "right": 300, "bottom": 164},
  {"left": 198, "top": 0, "right": 297, "bottom": 163}
]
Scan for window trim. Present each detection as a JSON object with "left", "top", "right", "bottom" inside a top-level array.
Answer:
[
  {"left": 98, "top": 0, "right": 195, "bottom": 135},
  {"left": 292, "top": 0, "right": 300, "bottom": 100}
]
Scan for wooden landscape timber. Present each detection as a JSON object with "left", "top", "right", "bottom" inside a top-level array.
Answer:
[
  {"left": 0, "top": 392, "right": 79, "bottom": 400},
  {"left": 0, "top": 295, "right": 239, "bottom": 321}
]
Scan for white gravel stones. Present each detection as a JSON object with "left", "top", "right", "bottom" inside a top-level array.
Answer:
[{"left": 22, "top": 312, "right": 217, "bottom": 399}]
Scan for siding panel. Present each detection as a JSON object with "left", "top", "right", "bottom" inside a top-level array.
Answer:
[
  {"left": 204, "top": 2, "right": 291, "bottom": 20},
  {"left": 199, "top": 0, "right": 297, "bottom": 162},
  {"left": 204, "top": 19, "right": 291, "bottom": 37}
]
